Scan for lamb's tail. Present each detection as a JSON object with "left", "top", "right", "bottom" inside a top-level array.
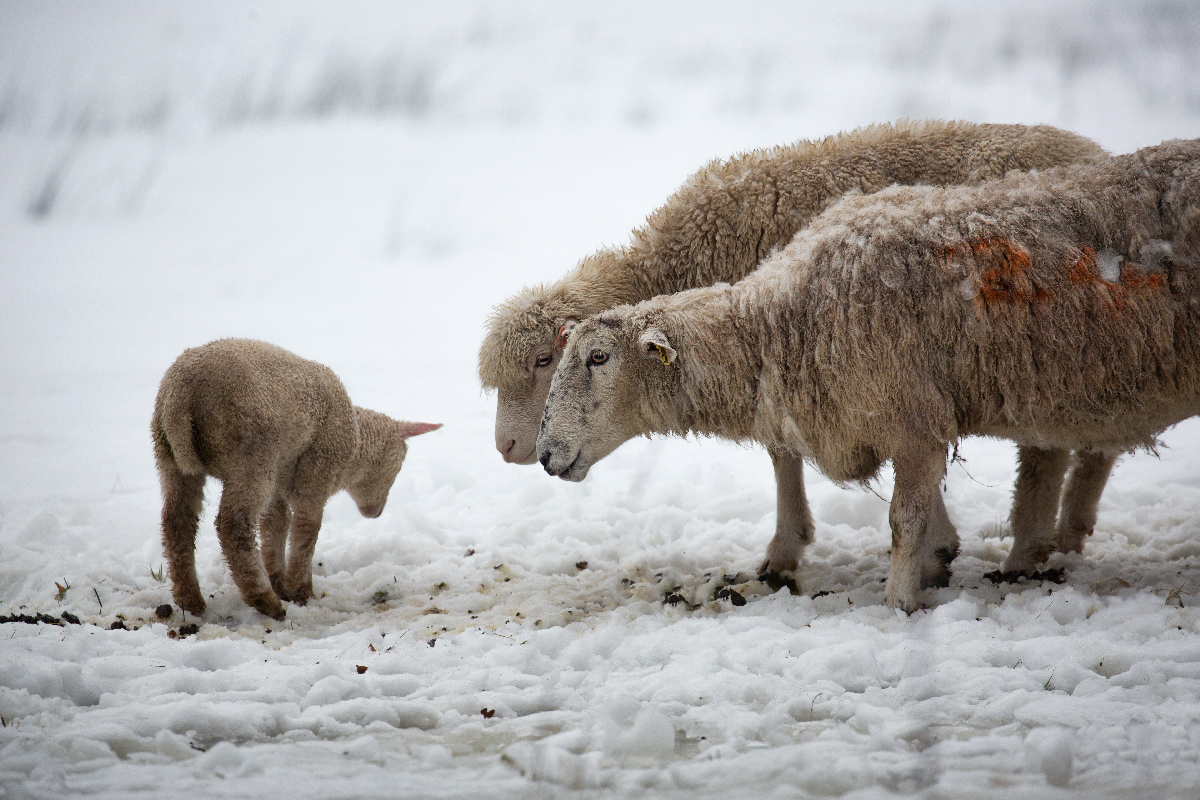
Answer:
[{"left": 152, "top": 393, "right": 205, "bottom": 476}]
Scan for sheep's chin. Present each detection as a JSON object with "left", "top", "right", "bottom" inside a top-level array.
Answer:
[{"left": 558, "top": 458, "right": 591, "bottom": 482}]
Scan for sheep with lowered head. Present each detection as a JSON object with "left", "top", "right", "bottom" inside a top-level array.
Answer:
[
  {"left": 479, "top": 119, "right": 1107, "bottom": 580},
  {"left": 152, "top": 339, "right": 440, "bottom": 620},
  {"left": 537, "top": 137, "right": 1200, "bottom": 612}
]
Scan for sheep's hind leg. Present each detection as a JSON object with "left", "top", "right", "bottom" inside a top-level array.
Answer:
[
  {"left": 886, "top": 442, "right": 947, "bottom": 613},
  {"left": 919, "top": 490, "right": 959, "bottom": 589},
  {"left": 159, "top": 464, "right": 207, "bottom": 616},
  {"left": 259, "top": 490, "right": 291, "bottom": 599},
  {"left": 1003, "top": 445, "right": 1071, "bottom": 574},
  {"left": 1056, "top": 450, "right": 1117, "bottom": 554},
  {"left": 281, "top": 504, "right": 323, "bottom": 605},
  {"left": 215, "top": 476, "right": 285, "bottom": 620},
  {"left": 759, "top": 450, "right": 814, "bottom": 577}
]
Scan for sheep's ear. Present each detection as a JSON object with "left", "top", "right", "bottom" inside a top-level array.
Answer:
[
  {"left": 554, "top": 319, "right": 579, "bottom": 349},
  {"left": 638, "top": 328, "right": 676, "bottom": 365},
  {"left": 397, "top": 421, "right": 442, "bottom": 438}
]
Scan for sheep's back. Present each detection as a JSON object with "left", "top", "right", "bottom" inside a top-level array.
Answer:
[{"left": 752, "top": 140, "right": 1200, "bottom": 457}]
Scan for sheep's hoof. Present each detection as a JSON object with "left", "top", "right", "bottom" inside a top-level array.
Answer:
[
  {"left": 1056, "top": 526, "right": 1091, "bottom": 555},
  {"left": 268, "top": 575, "right": 288, "bottom": 600},
  {"left": 919, "top": 557, "right": 953, "bottom": 589}
]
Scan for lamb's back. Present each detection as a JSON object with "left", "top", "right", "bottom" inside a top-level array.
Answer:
[{"left": 157, "top": 339, "right": 355, "bottom": 481}]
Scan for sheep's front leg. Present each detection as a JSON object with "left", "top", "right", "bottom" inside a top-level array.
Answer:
[
  {"left": 215, "top": 478, "right": 285, "bottom": 620},
  {"left": 159, "top": 465, "right": 207, "bottom": 616},
  {"left": 281, "top": 504, "right": 323, "bottom": 605},
  {"left": 920, "top": 491, "right": 960, "bottom": 589},
  {"left": 759, "top": 450, "right": 814, "bottom": 576},
  {"left": 259, "top": 491, "right": 291, "bottom": 599},
  {"left": 1004, "top": 445, "right": 1071, "bottom": 573},
  {"left": 1056, "top": 450, "right": 1117, "bottom": 554},
  {"left": 886, "top": 443, "right": 947, "bottom": 613}
]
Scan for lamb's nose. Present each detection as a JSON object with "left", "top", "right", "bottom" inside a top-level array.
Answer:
[
  {"left": 501, "top": 439, "right": 517, "bottom": 462},
  {"left": 539, "top": 451, "right": 552, "bottom": 472}
]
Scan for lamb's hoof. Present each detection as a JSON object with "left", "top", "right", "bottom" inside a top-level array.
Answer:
[
  {"left": 173, "top": 589, "right": 206, "bottom": 617},
  {"left": 269, "top": 575, "right": 288, "bottom": 600},
  {"left": 282, "top": 581, "right": 312, "bottom": 606},
  {"left": 249, "top": 594, "right": 286, "bottom": 620}
]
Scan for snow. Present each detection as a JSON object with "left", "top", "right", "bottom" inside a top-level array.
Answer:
[{"left": 3, "top": 1, "right": 1200, "bottom": 797}]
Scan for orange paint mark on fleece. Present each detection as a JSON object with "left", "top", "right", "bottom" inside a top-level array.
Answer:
[
  {"left": 946, "top": 237, "right": 1048, "bottom": 304},
  {"left": 1069, "top": 245, "right": 1098, "bottom": 283},
  {"left": 1069, "top": 244, "right": 1166, "bottom": 311}
]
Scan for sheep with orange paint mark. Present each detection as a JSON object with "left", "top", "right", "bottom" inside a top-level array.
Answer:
[
  {"left": 481, "top": 120, "right": 1107, "bottom": 585},
  {"left": 537, "top": 138, "right": 1200, "bottom": 612}
]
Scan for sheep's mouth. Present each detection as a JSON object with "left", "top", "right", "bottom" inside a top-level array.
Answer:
[
  {"left": 540, "top": 449, "right": 588, "bottom": 482},
  {"left": 557, "top": 453, "right": 589, "bottom": 482}
]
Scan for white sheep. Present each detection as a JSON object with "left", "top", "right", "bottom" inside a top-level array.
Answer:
[
  {"left": 479, "top": 120, "right": 1107, "bottom": 583},
  {"left": 151, "top": 339, "right": 440, "bottom": 619},
  {"left": 537, "top": 138, "right": 1199, "bottom": 612}
]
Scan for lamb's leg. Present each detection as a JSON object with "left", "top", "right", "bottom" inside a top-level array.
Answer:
[
  {"left": 259, "top": 491, "right": 291, "bottom": 599},
  {"left": 215, "top": 477, "right": 285, "bottom": 620},
  {"left": 920, "top": 490, "right": 959, "bottom": 589},
  {"left": 159, "top": 464, "right": 207, "bottom": 616},
  {"left": 758, "top": 450, "right": 814, "bottom": 575},
  {"left": 281, "top": 503, "right": 323, "bottom": 605},
  {"left": 1056, "top": 450, "right": 1117, "bottom": 554},
  {"left": 1003, "top": 445, "right": 1071, "bottom": 573},
  {"left": 886, "top": 442, "right": 947, "bottom": 613}
]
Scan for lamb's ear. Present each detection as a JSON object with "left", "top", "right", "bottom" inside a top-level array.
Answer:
[
  {"left": 638, "top": 328, "right": 676, "bottom": 365},
  {"left": 397, "top": 421, "right": 442, "bottom": 438},
  {"left": 554, "top": 319, "right": 579, "bottom": 350}
]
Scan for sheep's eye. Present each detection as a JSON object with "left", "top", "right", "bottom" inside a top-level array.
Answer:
[
  {"left": 535, "top": 353, "right": 553, "bottom": 368},
  {"left": 589, "top": 350, "right": 608, "bottom": 365}
]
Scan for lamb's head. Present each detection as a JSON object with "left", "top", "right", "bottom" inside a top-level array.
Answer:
[
  {"left": 346, "top": 410, "right": 441, "bottom": 517},
  {"left": 537, "top": 309, "right": 679, "bottom": 482}
]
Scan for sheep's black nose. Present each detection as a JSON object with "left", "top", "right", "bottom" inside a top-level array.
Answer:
[{"left": 539, "top": 451, "right": 552, "bottom": 472}]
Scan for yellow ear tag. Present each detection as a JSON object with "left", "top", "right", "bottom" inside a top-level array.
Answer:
[{"left": 656, "top": 345, "right": 672, "bottom": 366}]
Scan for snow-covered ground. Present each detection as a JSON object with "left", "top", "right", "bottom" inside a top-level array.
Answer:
[{"left": 3, "top": 2, "right": 1200, "bottom": 797}]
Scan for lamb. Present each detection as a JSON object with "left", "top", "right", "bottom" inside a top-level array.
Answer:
[
  {"left": 536, "top": 137, "right": 1200, "bottom": 613},
  {"left": 151, "top": 339, "right": 440, "bottom": 620},
  {"left": 478, "top": 119, "right": 1107, "bottom": 581}
]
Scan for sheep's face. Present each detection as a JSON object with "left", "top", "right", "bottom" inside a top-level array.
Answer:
[
  {"left": 494, "top": 331, "right": 565, "bottom": 465},
  {"left": 537, "top": 316, "right": 672, "bottom": 481}
]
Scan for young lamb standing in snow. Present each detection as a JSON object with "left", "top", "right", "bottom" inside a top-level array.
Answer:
[
  {"left": 479, "top": 120, "right": 1107, "bottom": 583},
  {"left": 152, "top": 339, "right": 440, "bottom": 620},
  {"left": 537, "top": 138, "right": 1200, "bottom": 612}
]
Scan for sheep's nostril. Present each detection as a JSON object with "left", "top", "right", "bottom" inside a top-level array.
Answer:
[
  {"left": 539, "top": 452, "right": 552, "bottom": 471},
  {"left": 501, "top": 439, "right": 517, "bottom": 461}
]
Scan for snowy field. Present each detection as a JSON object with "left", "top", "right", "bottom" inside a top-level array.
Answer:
[{"left": 4, "top": 1, "right": 1200, "bottom": 797}]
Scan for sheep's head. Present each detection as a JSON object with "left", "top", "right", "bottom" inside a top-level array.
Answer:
[
  {"left": 477, "top": 286, "right": 579, "bottom": 465},
  {"left": 537, "top": 310, "right": 678, "bottom": 482},
  {"left": 347, "top": 411, "right": 441, "bottom": 517},
  {"left": 479, "top": 249, "right": 632, "bottom": 466}
]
